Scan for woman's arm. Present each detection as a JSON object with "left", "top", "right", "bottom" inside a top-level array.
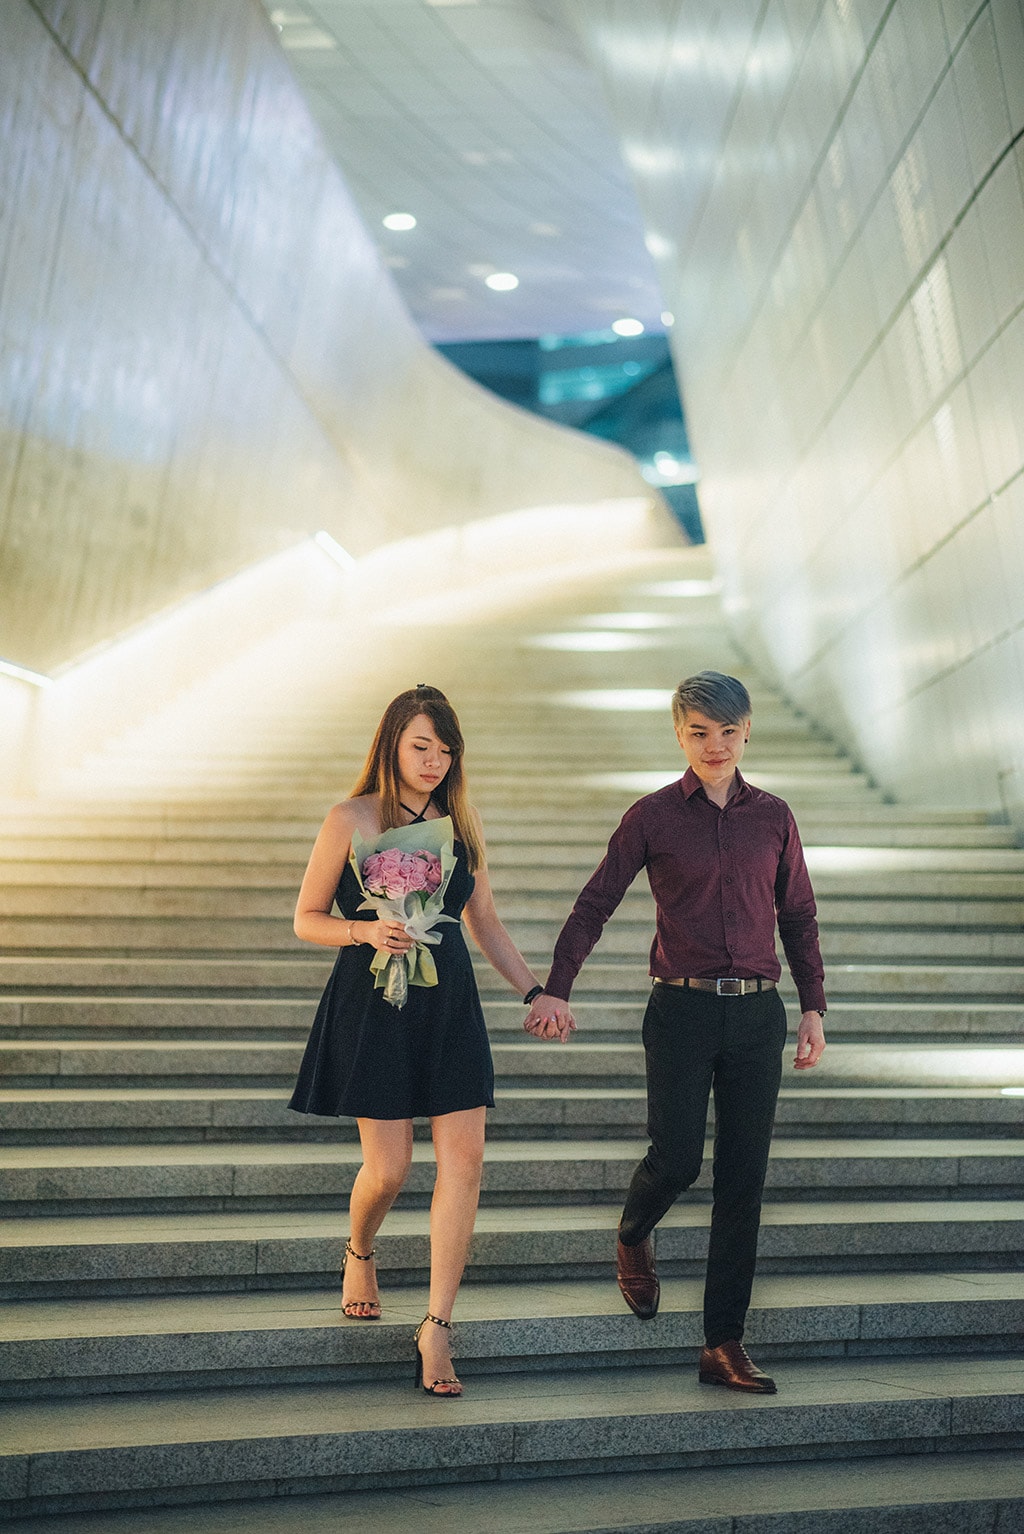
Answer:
[
  {"left": 293, "top": 802, "right": 412, "bottom": 953},
  {"left": 462, "top": 863, "right": 540, "bottom": 994},
  {"left": 462, "top": 811, "right": 574, "bottom": 1040}
]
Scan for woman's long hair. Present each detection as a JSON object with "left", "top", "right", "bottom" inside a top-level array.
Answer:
[{"left": 349, "top": 685, "right": 484, "bottom": 871}]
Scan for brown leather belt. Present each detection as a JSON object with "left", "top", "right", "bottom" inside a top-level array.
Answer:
[{"left": 657, "top": 977, "right": 776, "bottom": 996}]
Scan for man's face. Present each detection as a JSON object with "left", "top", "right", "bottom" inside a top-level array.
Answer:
[{"left": 674, "top": 708, "right": 750, "bottom": 790}]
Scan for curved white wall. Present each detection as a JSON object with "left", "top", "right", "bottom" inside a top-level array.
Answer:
[
  {"left": 577, "top": 0, "right": 1024, "bottom": 817},
  {"left": 0, "top": 0, "right": 657, "bottom": 676}
]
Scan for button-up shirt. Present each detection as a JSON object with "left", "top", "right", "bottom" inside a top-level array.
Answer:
[{"left": 545, "top": 767, "right": 826, "bottom": 1013}]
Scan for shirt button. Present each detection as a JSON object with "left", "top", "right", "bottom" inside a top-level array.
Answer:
[{"left": 724, "top": 876, "right": 733, "bottom": 885}]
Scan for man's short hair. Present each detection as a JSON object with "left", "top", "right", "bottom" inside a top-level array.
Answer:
[{"left": 672, "top": 671, "right": 752, "bottom": 726}]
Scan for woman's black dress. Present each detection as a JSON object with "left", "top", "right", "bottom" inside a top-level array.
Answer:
[{"left": 288, "top": 832, "right": 494, "bottom": 1120}]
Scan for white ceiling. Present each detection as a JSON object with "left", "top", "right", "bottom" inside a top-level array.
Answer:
[{"left": 262, "top": 0, "right": 667, "bottom": 342}]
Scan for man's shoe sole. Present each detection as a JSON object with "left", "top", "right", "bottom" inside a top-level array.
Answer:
[
  {"left": 698, "top": 1370, "right": 777, "bottom": 1393},
  {"left": 618, "top": 1285, "right": 660, "bottom": 1320}
]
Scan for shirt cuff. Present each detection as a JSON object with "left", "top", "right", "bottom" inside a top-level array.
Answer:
[
  {"left": 544, "top": 967, "right": 573, "bottom": 1002},
  {"left": 796, "top": 987, "right": 827, "bottom": 1014}
]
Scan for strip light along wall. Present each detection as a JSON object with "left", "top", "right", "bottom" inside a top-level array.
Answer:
[
  {"left": 314, "top": 530, "right": 356, "bottom": 568},
  {"left": 0, "top": 658, "right": 53, "bottom": 688}
]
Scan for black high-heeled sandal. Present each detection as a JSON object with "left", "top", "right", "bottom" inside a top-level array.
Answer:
[
  {"left": 341, "top": 1239, "right": 381, "bottom": 1320},
  {"left": 413, "top": 1313, "right": 462, "bottom": 1397}
]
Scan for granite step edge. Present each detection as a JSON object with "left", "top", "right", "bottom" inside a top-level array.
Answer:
[
  {"left": 4, "top": 1277, "right": 1024, "bottom": 1397},
  {"left": 2, "top": 1358, "right": 1024, "bottom": 1520},
  {"left": 3, "top": 1449, "right": 1023, "bottom": 1534},
  {"left": 4, "top": 1138, "right": 1024, "bottom": 1216},
  {"left": 4, "top": 1202, "right": 1024, "bottom": 1297}
]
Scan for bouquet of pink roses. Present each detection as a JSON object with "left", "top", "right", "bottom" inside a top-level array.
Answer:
[
  {"left": 350, "top": 822, "right": 458, "bottom": 1008},
  {"left": 362, "top": 848, "right": 443, "bottom": 902}
]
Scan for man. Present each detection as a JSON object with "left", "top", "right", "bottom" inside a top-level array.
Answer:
[{"left": 526, "top": 671, "right": 826, "bottom": 1393}]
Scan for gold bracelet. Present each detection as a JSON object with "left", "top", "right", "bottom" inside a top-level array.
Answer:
[{"left": 345, "top": 920, "right": 354, "bottom": 946}]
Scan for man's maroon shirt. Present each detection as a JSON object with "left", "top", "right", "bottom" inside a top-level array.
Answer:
[{"left": 545, "top": 767, "right": 827, "bottom": 1013}]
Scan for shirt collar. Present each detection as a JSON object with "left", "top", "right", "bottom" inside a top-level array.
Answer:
[{"left": 681, "top": 766, "right": 750, "bottom": 803}]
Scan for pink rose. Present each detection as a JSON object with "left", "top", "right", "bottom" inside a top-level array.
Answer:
[
  {"left": 362, "top": 847, "right": 408, "bottom": 897},
  {"left": 401, "top": 851, "right": 442, "bottom": 895},
  {"left": 362, "top": 847, "right": 443, "bottom": 899}
]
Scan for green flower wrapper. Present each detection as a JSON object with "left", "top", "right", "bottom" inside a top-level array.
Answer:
[{"left": 349, "top": 817, "right": 459, "bottom": 1006}]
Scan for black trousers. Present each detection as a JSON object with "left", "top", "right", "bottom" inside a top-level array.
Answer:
[{"left": 618, "top": 982, "right": 787, "bottom": 1348}]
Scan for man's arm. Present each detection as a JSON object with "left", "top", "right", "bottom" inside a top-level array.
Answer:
[
  {"left": 540, "top": 802, "right": 649, "bottom": 1008},
  {"left": 775, "top": 809, "right": 827, "bottom": 1069}
]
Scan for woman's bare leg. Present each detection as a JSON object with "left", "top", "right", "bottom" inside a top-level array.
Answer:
[
  {"left": 343, "top": 1117, "right": 413, "bottom": 1316},
  {"left": 417, "top": 1106, "right": 486, "bottom": 1390}
]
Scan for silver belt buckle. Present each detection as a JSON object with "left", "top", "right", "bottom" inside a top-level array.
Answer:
[{"left": 716, "top": 977, "right": 744, "bottom": 995}]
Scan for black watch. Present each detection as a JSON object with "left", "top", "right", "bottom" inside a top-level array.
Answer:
[{"left": 523, "top": 985, "right": 544, "bottom": 1005}]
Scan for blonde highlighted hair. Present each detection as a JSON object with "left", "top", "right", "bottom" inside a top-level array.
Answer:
[
  {"left": 671, "top": 671, "right": 751, "bottom": 727},
  {"left": 349, "top": 686, "right": 484, "bottom": 871}
]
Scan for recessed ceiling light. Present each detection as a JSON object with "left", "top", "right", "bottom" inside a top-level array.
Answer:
[
  {"left": 577, "top": 612, "right": 680, "bottom": 629},
  {"left": 640, "top": 579, "right": 722, "bottom": 597},
  {"left": 551, "top": 690, "right": 674, "bottom": 711},
  {"left": 525, "top": 631, "right": 657, "bottom": 652},
  {"left": 641, "top": 452, "right": 700, "bottom": 486},
  {"left": 661, "top": 310, "right": 675, "bottom": 326},
  {"left": 485, "top": 272, "right": 519, "bottom": 291},
  {"left": 382, "top": 213, "right": 416, "bottom": 231},
  {"left": 612, "top": 317, "right": 644, "bottom": 336}
]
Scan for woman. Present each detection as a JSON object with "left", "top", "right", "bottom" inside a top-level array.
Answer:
[{"left": 289, "top": 684, "right": 573, "bottom": 1397}]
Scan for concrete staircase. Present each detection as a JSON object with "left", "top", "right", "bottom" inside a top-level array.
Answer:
[{"left": 1, "top": 550, "right": 1023, "bottom": 1529}]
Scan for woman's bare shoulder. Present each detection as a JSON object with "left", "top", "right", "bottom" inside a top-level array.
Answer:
[{"left": 321, "top": 794, "right": 380, "bottom": 840}]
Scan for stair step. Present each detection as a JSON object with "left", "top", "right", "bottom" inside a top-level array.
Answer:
[
  {"left": 2, "top": 1356, "right": 1023, "bottom": 1520},
  {"left": 3, "top": 1137, "right": 1024, "bottom": 1215},
  {"left": 3, "top": 956, "right": 1024, "bottom": 998},
  {"left": 1, "top": 858, "right": 1021, "bottom": 893},
  {"left": 1, "top": 799, "right": 999, "bottom": 827},
  {"left": 1, "top": 1085, "right": 1023, "bottom": 1144},
  {"left": 3, "top": 1272, "right": 1022, "bottom": 1398},
  {"left": 4, "top": 1201, "right": 1024, "bottom": 1299},
  {"left": 0, "top": 815, "right": 1016, "bottom": 849},
  {"left": 3, "top": 1039, "right": 1024, "bottom": 1091},
  {"left": 3, "top": 997, "right": 1024, "bottom": 1045},
  {"left": 2, "top": 919, "right": 1023, "bottom": 962},
  {"left": 3, "top": 1450, "right": 1021, "bottom": 1534},
  {"left": 3, "top": 828, "right": 1020, "bottom": 864},
  {"left": 0, "top": 889, "right": 1017, "bottom": 920}
]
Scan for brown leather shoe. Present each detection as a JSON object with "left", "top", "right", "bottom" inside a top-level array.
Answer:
[
  {"left": 616, "top": 1233, "right": 659, "bottom": 1319},
  {"left": 698, "top": 1340, "right": 776, "bottom": 1393}
]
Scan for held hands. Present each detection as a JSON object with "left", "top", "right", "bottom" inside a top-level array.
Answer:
[
  {"left": 524, "top": 994, "right": 576, "bottom": 1044},
  {"left": 359, "top": 917, "right": 414, "bottom": 955},
  {"left": 793, "top": 1010, "right": 826, "bottom": 1069}
]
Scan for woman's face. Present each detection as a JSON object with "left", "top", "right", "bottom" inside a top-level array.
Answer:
[{"left": 396, "top": 713, "right": 453, "bottom": 799}]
